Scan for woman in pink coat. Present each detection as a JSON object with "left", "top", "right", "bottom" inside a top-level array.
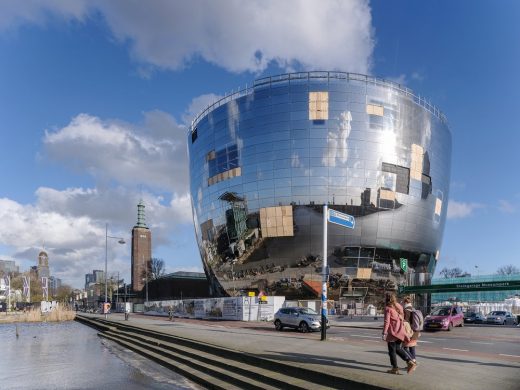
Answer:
[{"left": 382, "top": 293, "right": 417, "bottom": 374}]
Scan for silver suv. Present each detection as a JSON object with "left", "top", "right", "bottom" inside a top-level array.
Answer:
[{"left": 274, "top": 307, "right": 327, "bottom": 333}]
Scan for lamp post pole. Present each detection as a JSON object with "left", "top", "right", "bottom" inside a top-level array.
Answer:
[
  {"left": 105, "top": 223, "right": 126, "bottom": 319},
  {"left": 105, "top": 224, "right": 108, "bottom": 319}
]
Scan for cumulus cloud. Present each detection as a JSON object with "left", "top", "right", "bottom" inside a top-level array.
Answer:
[
  {"left": 0, "top": 186, "right": 192, "bottom": 287},
  {"left": 43, "top": 111, "right": 188, "bottom": 193},
  {"left": 447, "top": 200, "right": 485, "bottom": 219},
  {"left": 0, "top": 103, "right": 206, "bottom": 287},
  {"left": 182, "top": 93, "right": 223, "bottom": 125},
  {"left": 0, "top": 0, "right": 374, "bottom": 74}
]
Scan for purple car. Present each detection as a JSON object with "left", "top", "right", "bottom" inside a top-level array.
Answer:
[{"left": 424, "top": 306, "right": 464, "bottom": 331}]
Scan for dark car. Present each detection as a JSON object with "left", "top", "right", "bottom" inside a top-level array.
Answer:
[{"left": 464, "top": 312, "right": 486, "bottom": 324}]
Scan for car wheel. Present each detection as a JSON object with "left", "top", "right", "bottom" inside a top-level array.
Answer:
[
  {"left": 447, "top": 322, "right": 453, "bottom": 331},
  {"left": 274, "top": 320, "right": 284, "bottom": 331},
  {"left": 299, "top": 321, "right": 310, "bottom": 333}
]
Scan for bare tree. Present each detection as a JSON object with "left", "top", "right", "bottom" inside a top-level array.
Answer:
[
  {"left": 142, "top": 258, "right": 166, "bottom": 281},
  {"left": 496, "top": 264, "right": 520, "bottom": 275},
  {"left": 438, "top": 267, "right": 468, "bottom": 279}
]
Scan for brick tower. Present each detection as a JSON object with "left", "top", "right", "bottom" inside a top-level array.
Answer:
[{"left": 131, "top": 200, "right": 151, "bottom": 292}]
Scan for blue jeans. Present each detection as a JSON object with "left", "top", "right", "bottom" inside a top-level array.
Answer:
[{"left": 387, "top": 340, "right": 412, "bottom": 368}]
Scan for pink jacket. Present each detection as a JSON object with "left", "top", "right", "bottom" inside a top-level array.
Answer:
[{"left": 383, "top": 303, "right": 407, "bottom": 342}]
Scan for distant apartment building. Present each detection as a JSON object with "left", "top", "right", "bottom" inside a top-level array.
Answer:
[
  {"left": 49, "top": 276, "right": 62, "bottom": 296},
  {"left": 93, "top": 270, "right": 105, "bottom": 284},
  {"left": 0, "top": 259, "right": 19, "bottom": 274}
]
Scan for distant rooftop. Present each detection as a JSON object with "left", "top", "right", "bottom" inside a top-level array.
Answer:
[{"left": 158, "top": 271, "right": 207, "bottom": 280}]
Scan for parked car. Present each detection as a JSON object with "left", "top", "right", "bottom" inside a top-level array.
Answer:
[
  {"left": 274, "top": 307, "right": 329, "bottom": 333},
  {"left": 424, "top": 306, "right": 464, "bottom": 331},
  {"left": 464, "top": 312, "right": 486, "bottom": 324},
  {"left": 485, "top": 311, "right": 518, "bottom": 325}
]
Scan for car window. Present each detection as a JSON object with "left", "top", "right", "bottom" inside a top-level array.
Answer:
[
  {"left": 298, "top": 307, "right": 318, "bottom": 315},
  {"left": 431, "top": 307, "right": 450, "bottom": 316}
]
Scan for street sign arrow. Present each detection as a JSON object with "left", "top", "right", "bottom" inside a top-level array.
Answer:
[{"left": 328, "top": 209, "right": 355, "bottom": 229}]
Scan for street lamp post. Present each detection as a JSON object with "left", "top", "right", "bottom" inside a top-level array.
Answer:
[{"left": 105, "top": 223, "right": 125, "bottom": 319}]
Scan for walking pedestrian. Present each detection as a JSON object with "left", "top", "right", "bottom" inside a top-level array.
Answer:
[
  {"left": 168, "top": 305, "right": 174, "bottom": 321},
  {"left": 402, "top": 296, "right": 420, "bottom": 364},
  {"left": 382, "top": 293, "right": 417, "bottom": 375}
]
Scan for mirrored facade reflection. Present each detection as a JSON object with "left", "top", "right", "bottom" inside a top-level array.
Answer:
[{"left": 188, "top": 72, "right": 451, "bottom": 304}]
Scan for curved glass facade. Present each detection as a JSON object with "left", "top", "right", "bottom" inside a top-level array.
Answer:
[{"left": 188, "top": 72, "right": 451, "bottom": 303}]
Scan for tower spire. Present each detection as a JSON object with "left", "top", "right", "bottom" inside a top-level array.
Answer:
[{"left": 135, "top": 199, "right": 148, "bottom": 228}]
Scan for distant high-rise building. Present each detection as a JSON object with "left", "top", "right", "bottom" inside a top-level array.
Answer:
[
  {"left": 93, "top": 270, "right": 104, "bottom": 284},
  {"left": 0, "top": 259, "right": 19, "bottom": 274},
  {"left": 85, "top": 272, "right": 96, "bottom": 288},
  {"left": 131, "top": 200, "right": 151, "bottom": 292},
  {"left": 49, "top": 276, "right": 61, "bottom": 296},
  {"left": 37, "top": 250, "right": 50, "bottom": 278}
]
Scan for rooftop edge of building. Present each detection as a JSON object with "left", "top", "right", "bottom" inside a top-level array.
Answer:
[{"left": 188, "top": 70, "right": 449, "bottom": 133}]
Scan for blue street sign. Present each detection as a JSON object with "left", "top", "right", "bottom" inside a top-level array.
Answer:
[{"left": 328, "top": 209, "right": 355, "bottom": 229}]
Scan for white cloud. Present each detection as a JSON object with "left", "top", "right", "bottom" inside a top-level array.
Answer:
[
  {"left": 43, "top": 111, "right": 188, "bottom": 193},
  {"left": 0, "top": 186, "right": 193, "bottom": 287},
  {"left": 498, "top": 199, "right": 516, "bottom": 214},
  {"left": 0, "top": 0, "right": 374, "bottom": 74},
  {"left": 411, "top": 71, "right": 425, "bottom": 82},
  {"left": 182, "top": 93, "right": 223, "bottom": 125},
  {"left": 387, "top": 74, "right": 407, "bottom": 85},
  {"left": 0, "top": 0, "right": 89, "bottom": 30},
  {"left": 0, "top": 103, "right": 207, "bottom": 287},
  {"left": 447, "top": 200, "right": 484, "bottom": 219}
]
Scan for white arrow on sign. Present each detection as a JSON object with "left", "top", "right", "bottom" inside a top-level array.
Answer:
[{"left": 328, "top": 209, "right": 355, "bottom": 229}]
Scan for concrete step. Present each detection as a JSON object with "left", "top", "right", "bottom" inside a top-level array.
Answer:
[
  {"left": 93, "top": 317, "right": 342, "bottom": 388},
  {"left": 99, "top": 332, "right": 236, "bottom": 390},
  {"left": 77, "top": 315, "right": 382, "bottom": 390},
  {"left": 105, "top": 328, "right": 317, "bottom": 390}
]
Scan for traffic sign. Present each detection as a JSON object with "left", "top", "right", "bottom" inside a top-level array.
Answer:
[
  {"left": 400, "top": 258, "right": 408, "bottom": 272},
  {"left": 328, "top": 209, "right": 355, "bottom": 229}
]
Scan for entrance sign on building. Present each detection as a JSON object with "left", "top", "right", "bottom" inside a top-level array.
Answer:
[{"left": 400, "top": 258, "right": 408, "bottom": 272}]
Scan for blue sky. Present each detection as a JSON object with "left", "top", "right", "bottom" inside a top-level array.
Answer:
[{"left": 0, "top": 1, "right": 518, "bottom": 288}]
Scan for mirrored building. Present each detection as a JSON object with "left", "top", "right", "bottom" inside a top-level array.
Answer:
[{"left": 188, "top": 72, "right": 451, "bottom": 304}]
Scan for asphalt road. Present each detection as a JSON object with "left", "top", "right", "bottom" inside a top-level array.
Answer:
[{"left": 326, "top": 326, "right": 520, "bottom": 361}]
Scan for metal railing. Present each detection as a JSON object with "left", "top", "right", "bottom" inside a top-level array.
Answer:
[{"left": 188, "top": 71, "right": 449, "bottom": 135}]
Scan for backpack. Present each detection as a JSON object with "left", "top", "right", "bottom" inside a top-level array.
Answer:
[{"left": 410, "top": 309, "right": 424, "bottom": 331}]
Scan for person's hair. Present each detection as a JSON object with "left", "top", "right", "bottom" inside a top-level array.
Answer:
[
  {"left": 385, "top": 293, "right": 398, "bottom": 308},
  {"left": 403, "top": 296, "right": 412, "bottom": 304}
]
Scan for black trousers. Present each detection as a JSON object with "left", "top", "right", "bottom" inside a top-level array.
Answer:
[{"left": 387, "top": 340, "right": 411, "bottom": 368}]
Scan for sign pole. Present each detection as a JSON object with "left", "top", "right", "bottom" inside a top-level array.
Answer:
[{"left": 321, "top": 204, "right": 328, "bottom": 341}]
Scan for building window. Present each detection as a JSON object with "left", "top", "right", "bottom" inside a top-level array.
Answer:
[
  {"left": 382, "top": 162, "right": 410, "bottom": 194},
  {"left": 309, "top": 92, "right": 328, "bottom": 120},
  {"left": 206, "top": 150, "right": 216, "bottom": 161},
  {"left": 377, "top": 188, "right": 396, "bottom": 209},
  {"left": 421, "top": 174, "right": 432, "bottom": 199},
  {"left": 366, "top": 103, "right": 384, "bottom": 116},
  {"left": 207, "top": 144, "right": 241, "bottom": 186}
]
